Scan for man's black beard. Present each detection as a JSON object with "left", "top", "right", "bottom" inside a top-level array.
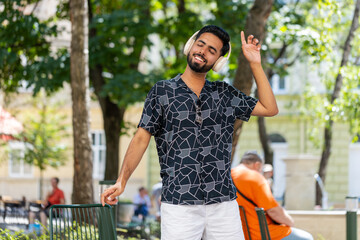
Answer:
[{"left": 187, "top": 54, "right": 213, "bottom": 73}]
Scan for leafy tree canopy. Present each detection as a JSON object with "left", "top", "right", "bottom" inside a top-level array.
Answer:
[
  {"left": 300, "top": 0, "right": 360, "bottom": 143},
  {"left": 21, "top": 95, "right": 69, "bottom": 171},
  {"left": 0, "top": 0, "right": 69, "bottom": 94}
]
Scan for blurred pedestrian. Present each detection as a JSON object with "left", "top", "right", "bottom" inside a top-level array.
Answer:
[
  {"left": 263, "top": 163, "right": 274, "bottom": 190},
  {"left": 29, "top": 177, "right": 65, "bottom": 229},
  {"left": 133, "top": 187, "right": 151, "bottom": 220},
  {"left": 232, "top": 152, "right": 313, "bottom": 240},
  {"left": 151, "top": 180, "right": 162, "bottom": 221}
]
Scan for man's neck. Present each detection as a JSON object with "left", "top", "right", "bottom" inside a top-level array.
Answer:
[
  {"left": 181, "top": 66, "right": 207, "bottom": 96},
  {"left": 240, "top": 163, "right": 253, "bottom": 171}
]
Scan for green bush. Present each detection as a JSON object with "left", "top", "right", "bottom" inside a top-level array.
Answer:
[
  {"left": 0, "top": 219, "right": 161, "bottom": 240},
  {"left": 0, "top": 228, "right": 48, "bottom": 240}
]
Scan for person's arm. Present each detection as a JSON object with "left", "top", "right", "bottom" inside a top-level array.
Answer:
[
  {"left": 146, "top": 195, "right": 152, "bottom": 208},
  {"left": 42, "top": 192, "right": 51, "bottom": 207},
  {"left": 266, "top": 206, "right": 294, "bottom": 227},
  {"left": 59, "top": 191, "right": 65, "bottom": 204},
  {"left": 101, "top": 127, "right": 151, "bottom": 206},
  {"left": 240, "top": 31, "right": 278, "bottom": 117}
]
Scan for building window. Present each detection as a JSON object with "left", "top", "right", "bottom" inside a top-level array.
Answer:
[
  {"left": 91, "top": 131, "right": 106, "bottom": 180},
  {"left": 8, "top": 141, "right": 33, "bottom": 178},
  {"left": 270, "top": 74, "right": 287, "bottom": 94}
]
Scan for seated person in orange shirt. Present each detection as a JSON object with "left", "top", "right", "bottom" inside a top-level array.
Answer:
[
  {"left": 231, "top": 152, "right": 313, "bottom": 240},
  {"left": 29, "top": 177, "right": 65, "bottom": 228}
]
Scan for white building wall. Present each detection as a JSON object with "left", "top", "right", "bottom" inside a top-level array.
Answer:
[
  {"left": 272, "top": 142, "right": 288, "bottom": 201},
  {"left": 348, "top": 143, "right": 360, "bottom": 197}
]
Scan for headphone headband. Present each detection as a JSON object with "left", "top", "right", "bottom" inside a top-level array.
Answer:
[{"left": 183, "top": 30, "right": 231, "bottom": 72}]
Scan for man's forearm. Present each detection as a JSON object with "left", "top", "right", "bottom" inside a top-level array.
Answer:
[
  {"left": 250, "top": 63, "right": 278, "bottom": 116},
  {"left": 267, "top": 206, "right": 294, "bottom": 227},
  {"left": 116, "top": 128, "right": 151, "bottom": 188}
]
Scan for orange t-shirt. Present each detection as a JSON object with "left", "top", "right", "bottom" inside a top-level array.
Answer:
[
  {"left": 231, "top": 165, "right": 291, "bottom": 240},
  {"left": 48, "top": 188, "right": 65, "bottom": 205}
]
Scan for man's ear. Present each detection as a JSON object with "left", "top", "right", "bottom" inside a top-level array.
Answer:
[{"left": 254, "top": 162, "right": 263, "bottom": 172}]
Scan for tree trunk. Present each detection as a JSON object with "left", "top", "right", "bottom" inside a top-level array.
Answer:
[
  {"left": 258, "top": 116, "right": 273, "bottom": 164},
  {"left": 89, "top": 64, "right": 124, "bottom": 180},
  {"left": 316, "top": 0, "right": 360, "bottom": 206},
  {"left": 103, "top": 105, "right": 125, "bottom": 180},
  {"left": 39, "top": 170, "right": 43, "bottom": 200},
  {"left": 231, "top": 0, "right": 273, "bottom": 162},
  {"left": 70, "top": 0, "right": 93, "bottom": 204}
]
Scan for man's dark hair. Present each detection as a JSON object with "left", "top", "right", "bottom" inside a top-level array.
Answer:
[
  {"left": 195, "top": 25, "right": 230, "bottom": 56},
  {"left": 240, "top": 151, "right": 264, "bottom": 165}
]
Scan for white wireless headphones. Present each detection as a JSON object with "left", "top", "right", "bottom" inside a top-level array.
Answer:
[{"left": 183, "top": 30, "right": 231, "bottom": 72}]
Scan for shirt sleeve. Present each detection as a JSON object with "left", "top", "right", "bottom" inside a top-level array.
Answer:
[
  {"left": 138, "top": 84, "right": 163, "bottom": 135},
  {"left": 133, "top": 195, "right": 140, "bottom": 204},
  {"left": 253, "top": 174, "right": 279, "bottom": 210},
  {"left": 227, "top": 83, "right": 258, "bottom": 122},
  {"left": 146, "top": 196, "right": 152, "bottom": 208},
  {"left": 59, "top": 190, "right": 65, "bottom": 200}
]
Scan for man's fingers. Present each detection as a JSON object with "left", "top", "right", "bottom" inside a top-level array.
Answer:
[
  {"left": 101, "top": 187, "right": 116, "bottom": 206},
  {"left": 101, "top": 191, "right": 109, "bottom": 206},
  {"left": 257, "top": 43, "right": 261, "bottom": 51},
  {"left": 247, "top": 35, "right": 254, "bottom": 44},
  {"left": 108, "top": 190, "right": 120, "bottom": 201},
  {"left": 104, "top": 189, "right": 120, "bottom": 206},
  {"left": 100, "top": 185, "right": 123, "bottom": 206},
  {"left": 107, "top": 198, "right": 119, "bottom": 205},
  {"left": 241, "top": 31, "right": 246, "bottom": 45}
]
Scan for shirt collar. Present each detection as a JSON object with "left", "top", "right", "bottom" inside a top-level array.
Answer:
[{"left": 174, "top": 73, "right": 213, "bottom": 90}]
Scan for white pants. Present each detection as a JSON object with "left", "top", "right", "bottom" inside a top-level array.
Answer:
[{"left": 161, "top": 200, "right": 245, "bottom": 240}]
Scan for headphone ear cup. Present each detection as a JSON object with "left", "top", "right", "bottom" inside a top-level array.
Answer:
[
  {"left": 183, "top": 38, "right": 195, "bottom": 55},
  {"left": 184, "top": 30, "right": 200, "bottom": 56},
  {"left": 212, "top": 57, "right": 226, "bottom": 72},
  {"left": 213, "top": 42, "right": 231, "bottom": 72}
]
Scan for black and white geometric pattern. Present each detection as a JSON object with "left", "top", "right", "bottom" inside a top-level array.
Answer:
[{"left": 138, "top": 74, "right": 258, "bottom": 205}]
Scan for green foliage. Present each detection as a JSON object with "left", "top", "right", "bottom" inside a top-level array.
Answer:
[
  {"left": 338, "top": 65, "right": 360, "bottom": 141},
  {"left": 89, "top": 0, "right": 160, "bottom": 106},
  {"left": 300, "top": 0, "right": 360, "bottom": 144},
  {"left": 50, "top": 221, "right": 100, "bottom": 239},
  {"left": 0, "top": 0, "right": 69, "bottom": 94},
  {"left": 20, "top": 95, "right": 69, "bottom": 171},
  {"left": 208, "top": 0, "right": 250, "bottom": 79},
  {"left": 264, "top": 0, "right": 320, "bottom": 76},
  {"left": 0, "top": 228, "right": 48, "bottom": 240},
  {"left": 301, "top": 84, "right": 327, "bottom": 147},
  {"left": 4, "top": 0, "right": 358, "bottom": 147}
]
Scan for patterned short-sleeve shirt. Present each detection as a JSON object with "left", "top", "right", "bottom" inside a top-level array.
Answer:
[{"left": 138, "top": 74, "right": 258, "bottom": 205}]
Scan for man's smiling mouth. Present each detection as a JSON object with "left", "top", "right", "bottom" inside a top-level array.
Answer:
[{"left": 194, "top": 54, "right": 206, "bottom": 63}]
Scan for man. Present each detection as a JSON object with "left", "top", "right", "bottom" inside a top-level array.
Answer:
[
  {"left": 263, "top": 163, "right": 274, "bottom": 190},
  {"left": 231, "top": 152, "right": 313, "bottom": 240},
  {"left": 29, "top": 177, "right": 65, "bottom": 228},
  {"left": 101, "top": 25, "right": 278, "bottom": 240},
  {"left": 133, "top": 186, "right": 151, "bottom": 219}
]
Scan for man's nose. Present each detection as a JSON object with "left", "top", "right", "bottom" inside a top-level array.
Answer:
[{"left": 197, "top": 47, "right": 205, "bottom": 55}]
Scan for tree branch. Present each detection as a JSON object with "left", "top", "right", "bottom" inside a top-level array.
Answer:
[
  {"left": 30, "top": 0, "right": 41, "bottom": 15},
  {"left": 331, "top": 0, "right": 360, "bottom": 103}
]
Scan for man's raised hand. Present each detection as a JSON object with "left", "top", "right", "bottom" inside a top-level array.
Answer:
[{"left": 241, "top": 31, "right": 261, "bottom": 64}]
